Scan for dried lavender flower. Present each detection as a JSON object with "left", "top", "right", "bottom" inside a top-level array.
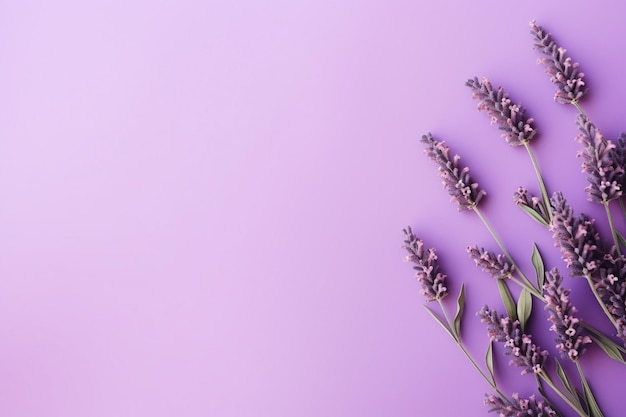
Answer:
[
  {"left": 421, "top": 133, "right": 486, "bottom": 211},
  {"left": 530, "top": 20, "right": 588, "bottom": 104},
  {"left": 402, "top": 227, "right": 449, "bottom": 301},
  {"left": 466, "top": 77, "right": 537, "bottom": 146},
  {"left": 576, "top": 114, "right": 624, "bottom": 203},
  {"left": 478, "top": 306, "right": 548, "bottom": 375},
  {"left": 514, "top": 186, "right": 551, "bottom": 225},
  {"left": 484, "top": 393, "right": 560, "bottom": 417},
  {"left": 543, "top": 268, "right": 592, "bottom": 360},
  {"left": 467, "top": 245, "right": 514, "bottom": 280},
  {"left": 550, "top": 192, "right": 605, "bottom": 278}
]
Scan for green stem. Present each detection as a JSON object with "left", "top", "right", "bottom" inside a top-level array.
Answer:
[
  {"left": 585, "top": 275, "right": 619, "bottom": 329},
  {"left": 572, "top": 100, "right": 588, "bottom": 118},
  {"left": 604, "top": 201, "right": 621, "bottom": 256},
  {"left": 539, "top": 371, "right": 591, "bottom": 417},
  {"left": 620, "top": 199, "right": 626, "bottom": 222},
  {"left": 436, "top": 299, "right": 509, "bottom": 401},
  {"left": 473, "top": 206, "right": 542, "bottom": 298},
  {"left": 524, "top": 142, "right": 552, "bottom": 221}
]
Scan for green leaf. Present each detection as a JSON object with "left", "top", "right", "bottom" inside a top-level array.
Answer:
[
  {"left": 531, "top": 243, "right": 545, "bottom": 290},
  {"left": 424, "top": 305, "right": 456, "bottom": 342},
  {"left": 554, "top": 358, "right": 578, "bottom": 399},
  {"left": 516, "top": 288, "right": 532, "bottom": 332},
  {"left": 485, "top": 341, "right": 495, "bottom": 385},
  {"left": 618, "top": 231, "right": 626, "bottom": 248},
  {"left": 496, "top": 279, "right": 517, "bottom": 321},
  {"left": 453, "top": 284, "right": 465, "bottom": 338},
  {"left": 584, "top": 326, "right": 626, "bottom": 363},
  {"left": 580, "top": 375, "right": 604, "bottom": 417},
  {"left": 518, "top": 204, "right": 549, "bottom": 227}
]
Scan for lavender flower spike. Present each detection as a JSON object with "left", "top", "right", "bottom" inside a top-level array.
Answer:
[
  {"left": 402, "top": 227, "right": 449, "bottom": 301},
  {"left": 421, "top": 133, "right": 486, "bottom": 211},
  {"left": 478, "top": 306, "right": 548, "bottom": 375},
  {"left": 550, "top": 192, "right": 605, "bottom": 279},
  {"left": 466, "top": 77, "right": 537, "bottom": 146},
  {"left": 597, "top": 252, "right": 626, "bottom": 344},
  {"left": 514, "top": 186, "right": 551, "bottom": 226},
  {"left": 530, "top": 20, "right": 588, "bottom": 104},
  {"left": 543, "top": 268, "right": 592, "bottom": 360},
  {"left": 576, "top": 114, "right": 624, "bottom": 203},
  {"left": 467, "top": 245, "right": 514, "bottom": 280},
  {"left": 485, "top": 393, "right": 560, "bottom": 417}
]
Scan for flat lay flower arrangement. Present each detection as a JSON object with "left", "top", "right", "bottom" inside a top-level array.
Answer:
[{"left": 403, "top": 21, "right": 626, "bottom": 417}]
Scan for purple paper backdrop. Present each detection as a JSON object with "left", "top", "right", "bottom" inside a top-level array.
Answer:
[{"left": 1, "top": 1, "right": 626, "bottom": 416}]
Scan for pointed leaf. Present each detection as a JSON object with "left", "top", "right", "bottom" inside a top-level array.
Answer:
[
  {"left": 585, "top": 328, "right": 626, "bottom": 363},
  {"left": 424, "top": 305, "right": 456, "bottom": 342},
  {"left": 497, "top": 279, "right": 517, "bottom": 321},
  {"left": 580, "top": 376, "right": 604, "bottom": 417},
  {"left": 453, "top": 284, "right": 465, "bottom": 338},
  {"left": 518, "top": 204, "right": 550, "bottom": 227},
  {"left": 531, "top": 243, "right": 545, "bottom": 290},
  {"left": 554, "top": 358, "right": 578, "bottom": 399},
  {"left": 517, "top": 288, "right": 533, "bottom": 331},
  {"left": 485, "top": 340, "right": 495, "bottom": 385}
]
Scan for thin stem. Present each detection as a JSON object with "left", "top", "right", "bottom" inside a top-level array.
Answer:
[
  {"left": 539, "top": 371, "right": 591, "bottom": 417},
  {"left": 604, "top": 201, "right": 622, "bottom": 255},
  {"left": 572, "top": 101, "right": 588, "bottom": 118},
  {"left": 436, "top": 299, "right": 509, "bottom": 401},
  {"left": 473, "top": 206, "right": 542, "bottom": 298},
  {"left": 584, "top": 275, "right": 619, "bottom": 329},
  {"left": 620, "top": 198, "right": 626, "bottom": 222},
  {"left": 524, "top": 142, "right": 552, "bottom": 221}
]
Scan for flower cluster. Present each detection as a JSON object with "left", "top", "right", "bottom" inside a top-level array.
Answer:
[
  {"left": 575, "top": 114, "right": 624, "bottom": 203},
  {"left": 596, "top": 251, "right": 626, "bottom": 343},
  {"left": 484, "top": 393, "right": 560, "bottom": 417},
  {"left": 421, "top": 133, "right": 486, "bottom": 211},
  {"left": 514, "top": 186, "right": 551, "bottom": 226},
  {"left": 402, "top": 227, "right": 449, "bottom": 301},
  {"left": 477, "top": 306, "right": 548, "bottom": 375},
  {"left": 543, "top": 268, "right": 591, "bottom": 360},
  {"left": 550, "top": 192, "right": 605, "bottom": 278},
  {"left": 466, "top": 76, "right": 537, "bottom": 146},
  {"left": 530, "top": 20, "right": 587, "bottom": 104},
  {"left": 467, "top": 245, "right": 514, "bottom": 280}
]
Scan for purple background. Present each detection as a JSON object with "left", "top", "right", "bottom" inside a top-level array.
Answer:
[{"left": 2, "top": 1, "right": 626, "bottom": 416}]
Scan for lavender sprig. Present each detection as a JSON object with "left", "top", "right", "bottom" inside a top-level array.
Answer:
[
  {"left": 550, "top": 192, "right": 605, "bottom": 278},
  {"left": 485, "top": 393, "right": 560, "bottom": 417},
  {"left": 530, "top": 20, "right": 588, "bottom": 105},
  {"left": 477, "top": 306, "right": 548, "bottom": 375},
  {"left": 514, "top": 187, "right": 551, "bottom": 226},
  {"left": 421, "top": 133, "right": 486, "bottom": 211},
  {"left": 467, "top": 77, "right": 551, "bottom": 221},
  {"left": 575, "top": 115, "right": 624, "bottom": 204},
  {"left": 543, "top": 268, "right": 592, "bottom": 361},
  {"left": 466, "top": 77, "right": 537, "bottom": 146},
  {"left": 597, "top": 251, "right": 626, "bottom": 344},
  {"left": 402, "top": 226, "right": 449, "bottom": 302},
  {"left": 467, "top": 246, "right": 514, "bottom": 280}
]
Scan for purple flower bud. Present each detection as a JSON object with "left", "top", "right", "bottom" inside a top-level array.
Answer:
[
  {"left": 575, "top": 115, "right": 624, "bottom": 203},
  {"left": 550, "top": 192, "right": 605, "bottom": 278},
  {"left": 484, "top": 393, "right": 560, "bottom": 417},
  {"left": 530, "top": 20, "right": 588, "bottom": 104},
  {"left": 477, "top": 306, "right": 548, "bottom": 375},
  {"left": 597, "top": 251, "right": 626, "bottom": 344},
  {"left": 402, "top": 227, "right": 449, "bottom": 301},
  {"left": 466, "top": 77, "right": 537, "bottom": 146},
  {"left": 467, "top": 245, "right": 514, "bottom": 280},
  {"left": 543, "top": 268, "right": 591, "bottom": 360},
  {"left": 421, "top": 133, "right": 486, "bottom": 211}
]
